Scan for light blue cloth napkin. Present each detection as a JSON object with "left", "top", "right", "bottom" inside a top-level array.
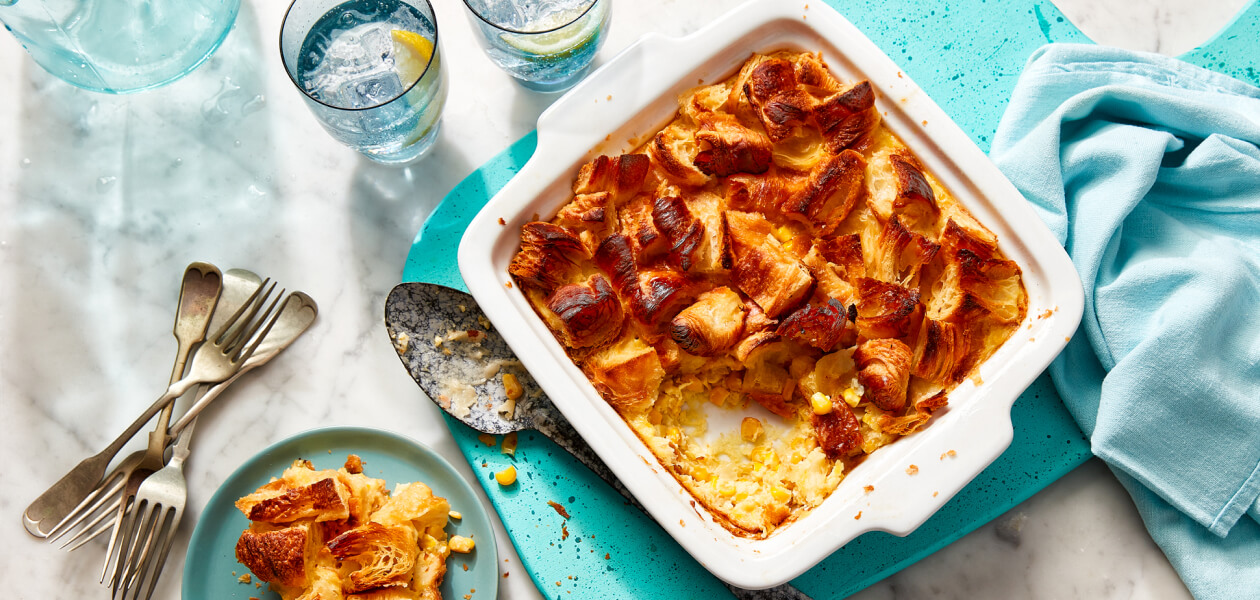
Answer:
[{"left": 990, "top": 44, "right": 1260, "bottom": 598}]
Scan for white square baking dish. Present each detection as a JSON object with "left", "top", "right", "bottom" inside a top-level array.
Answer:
[{"left": 458, "top": 0, "right": 1083, "bottom": 589}]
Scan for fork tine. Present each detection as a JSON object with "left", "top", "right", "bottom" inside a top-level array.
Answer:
[
  {"left": 225, "top": 283, "right": 280, "bottom": 359},
  {"left": 221, "top": 281, "right": 274, "bottom": 354},
  {"left": 207, "top": 277, "right": 270, "bottom": 347},
  {"left": 103, "top": 494, "right": 138, "bottom": 586},
  {"left": 234, "top": 289, "right": 287, "bottom": 363},
  {"left": 113, "top": 500, "right": 157, "bottom": 598},
  {"left": 45, "top": 471, "right": 118, "bottom": 540},
  {"left": 120, "top": 505, "right": 163, "bottom": 598},
  {"left": 131, "top": 506, "right": 179, "bottom": 600},
  {"left": 48, "top": 473, "right": 124, "bottom": 543},
  {"left": 60, "top": 492, "right": 122, "bottom": 550}
]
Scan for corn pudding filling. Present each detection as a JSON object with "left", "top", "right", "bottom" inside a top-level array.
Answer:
[{"left": 509, "top": 51, "right": 1027, "bottom": 537}]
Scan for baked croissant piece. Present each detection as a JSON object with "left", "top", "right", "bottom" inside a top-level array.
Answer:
[
  {"left": 509, "top": 50, "right": 1027, "bottom": 539},
  {"left": 234, "top": 458, "right": 460, "bottom": 600}
]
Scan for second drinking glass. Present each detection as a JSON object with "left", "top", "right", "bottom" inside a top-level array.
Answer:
[
  {"left": 463, "top": 0, "right": 610, "bottom": 92},
  {"left": 280, "top": 0, "right": 447, "bottom": 164}
]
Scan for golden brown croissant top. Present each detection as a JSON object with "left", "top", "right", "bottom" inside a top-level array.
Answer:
[{"left": 508, "top": 50, "right": 1028, "bottom": 538}]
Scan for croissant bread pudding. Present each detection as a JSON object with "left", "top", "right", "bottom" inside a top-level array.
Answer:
[
  {"left": 508, "top": 50, "right": 1028, "bottom": 538},
  {"left": 234, "top": 456, "right": 471, "bottom": 600}
]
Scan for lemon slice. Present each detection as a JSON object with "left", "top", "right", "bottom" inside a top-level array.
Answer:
[
  {"left": 390, "top": 29, "right": 434, "bottom": 86},
  {"left": 500, "top": 2, "right": 604, "bottom": 57}
]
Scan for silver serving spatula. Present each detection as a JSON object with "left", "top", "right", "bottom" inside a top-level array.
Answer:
[
  {"left": 384, "top": 281, "right": 637, "bottom": 503},
  {"left": 384, "top": 281, "right": 809, "bottom": 600}
]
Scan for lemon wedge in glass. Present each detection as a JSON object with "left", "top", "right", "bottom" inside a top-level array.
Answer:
[
  {"left": 390, "top": 29, "right": 434, "bottom": 86},
  {"left": 500, "top": 2, "right": 604, "bottom": 58}
]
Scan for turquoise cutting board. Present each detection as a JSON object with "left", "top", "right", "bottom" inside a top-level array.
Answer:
[{"left": 401, "top": 1, "right": 1260, "bottom": 597}]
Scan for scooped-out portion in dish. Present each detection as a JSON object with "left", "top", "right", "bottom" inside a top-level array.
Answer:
[
  {"left": 508, "top": 50, "right": 1027, "bottom": 538},
  {"left": 234, "top": 455, "right": 475, "bottom": 599}
]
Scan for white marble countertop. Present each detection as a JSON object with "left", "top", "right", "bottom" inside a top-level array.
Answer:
[{"left": 0, "top": 0, "right": 1247, "bottom": 598}]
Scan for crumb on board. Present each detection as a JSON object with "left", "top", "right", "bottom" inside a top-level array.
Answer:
[
  {"left": 505, "top": 281, "right": 512, "bottom": 288},
  {"left": 556, "top": 581, "right": 562, "bottom": 586},
  {"left": 940, "top": 450, "right": 957, "bottom": 460},
  {"left": 256, "top": 583, "right": 262, "bottom": 589},
  {"left": 679, "top": 519, "right": 685, "bottom": 527},
  {"left": 495, "top": 465, "right": 517, "bottom": 486},
  {"left": 933, "top": 491, "right": 939, "bottom": 497},
  {"left": 238, "top": 574, "right": 252, "bottom": 584},
  {"left": 478, "top": 433, "right": 498, "bottom": 448},
  {"left": 605, "top": 553, "right": 611, "bottom": 560},
  {"left": 504, "top": 573, "right": 510, "bottom": 578},
  {"left": 606, "top": 95, "right": 612, "bottom": 101},
  {"left": 863, "top": 485, "right": 874, "bottom": 493},
  {"left": 854, "top": 511, "right": 862, "bottom": 520},
  {"left": 463, "top": 564, "right": 469, "bottom": 571},
  {"left": 562, "top": 523, "right": 569, "bottom": 540},
  {"left": 548, "top": 500, "right": 571, "bottom": 519},
  {"left": 922, "top": 120, "right": 928, "bottom": 125},
  {"left": 497, "top": 217, "right": 506, "bottom": 225},
  {"left": 906, "top": 464, "right": 919, "bottom": 475}
]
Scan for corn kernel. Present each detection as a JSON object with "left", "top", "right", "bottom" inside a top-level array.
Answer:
[
  {"left": 842, "top": 387, "right": 861, "bottom": 407},
  {"left": 718, "top": 482, "right": 736, "bottom": 497},
  {"left": 770, "top": 486, "right": 792, "bottom": 503},
  {"left": 450, "top": 535, "right": 476, "bottom": 553},
  {"left": 502, "top": 373, "right": 523, "bottom": 401},
  {"left": 772, "top": 225, "right": 795, "bottom": 244},
  {"left": 501, "top": 432, "right": 518, "bottom": 457},
  {"left": 740, "top": 417, "right": 763, "bottom": 442},
  {"left": 495, "top": 465, "right": 517, "bottom": 486},
  {"left": 763, "top": 449, "right": 780, "bottom": 469},
  {"left": 449, "top": 511, "right": 463, "bottom": 520},
  {"left": 810, "top": 392, "right": 833, "bottom": 415}
]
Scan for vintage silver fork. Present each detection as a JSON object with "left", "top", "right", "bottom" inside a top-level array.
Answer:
[
  {"left": 110, "top": 418, "right": 197, "bottom": 600},
  {"left": 101, "top": 278, "right": 281, "bottom": 588},
  {"left": 50, "top": 270, "right": 263, "bottom": 553},
  {"left": 26, "top": 263, "right": 222, "bottom": 541},
  {"left": 115, "top": 290, "right": 317, "bottom": 600}
]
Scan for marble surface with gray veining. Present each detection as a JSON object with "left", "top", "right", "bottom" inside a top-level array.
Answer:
[{"left": 0, "top": 0, "right": 1247, "bottom": 598}]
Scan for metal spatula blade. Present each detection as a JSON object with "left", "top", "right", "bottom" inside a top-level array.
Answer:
[{"left": 383, "top": 282, "right": 621, "bottom": 489}]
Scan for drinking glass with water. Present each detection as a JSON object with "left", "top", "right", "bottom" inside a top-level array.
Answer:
[
  {"left": 280, "top": 0, "right": 446, "bottom": 164},
  {"left": 462, "top": 0, "right": 609, "bottom": 92}
]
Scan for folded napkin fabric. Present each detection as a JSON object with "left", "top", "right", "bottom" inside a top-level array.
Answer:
[{"left": 990, "top": 44, "right": 1260, "bottom": 597}]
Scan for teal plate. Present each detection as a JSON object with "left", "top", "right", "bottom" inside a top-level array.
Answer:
[{"left": 182, "top": 427, "right": 499, "bottom": 600}]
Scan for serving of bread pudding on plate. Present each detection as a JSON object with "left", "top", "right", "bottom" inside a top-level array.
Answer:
[
  {"left": 508, "top": 50, "right": 1027, "bottom": 538},
  {"left": 234, "top": 455, "right": 471, "bottom": 600}
]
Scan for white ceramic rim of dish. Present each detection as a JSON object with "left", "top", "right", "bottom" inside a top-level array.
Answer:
[{"left": 459, "top": 0, "right": 1084, "bottom": 589}]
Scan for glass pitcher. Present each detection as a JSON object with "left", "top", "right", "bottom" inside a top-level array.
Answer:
[{"left": 0, "top": 0, "right": 240, "bottom": 93}]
